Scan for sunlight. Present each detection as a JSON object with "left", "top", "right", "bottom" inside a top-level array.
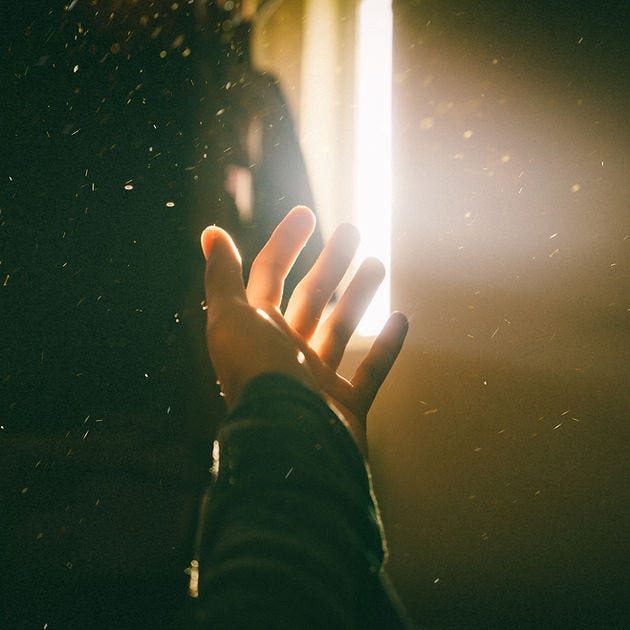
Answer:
[{"left": 354, "top": 0, "right": 393, "bottom": 336}]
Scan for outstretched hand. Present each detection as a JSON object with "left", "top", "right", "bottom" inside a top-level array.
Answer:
[{"left": 201, "top": 206, "right": 408, "bottom": 456}]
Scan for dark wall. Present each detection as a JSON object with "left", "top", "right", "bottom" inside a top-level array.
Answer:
[
  {"left": 371, "top": 0, "right": 629, "bottom": 627},
  {"left": 1, "top": 5, "right": 218, "bottom": 627},
  {"left": 1, "top": 2, "right": 317, "bottom": 627}
]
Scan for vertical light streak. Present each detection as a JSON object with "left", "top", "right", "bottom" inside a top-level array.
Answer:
[
  {"left": 300, "top": 0, "right": 339, "bottom": 239},
  {"left": 355, "top": 0, "right": 393, "bottom": 335}
]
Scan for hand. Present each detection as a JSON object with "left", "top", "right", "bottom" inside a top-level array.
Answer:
[{"left": 201, "top": 206, "right": 408, "bottom": 456}]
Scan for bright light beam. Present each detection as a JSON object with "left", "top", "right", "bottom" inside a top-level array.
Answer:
[{"left": 354, "top": 0, "right": 393, "bottom": 336}]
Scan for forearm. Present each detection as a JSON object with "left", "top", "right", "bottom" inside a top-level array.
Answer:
[{"left": 191, "top": 374, "right": 410, "bottom": 629}]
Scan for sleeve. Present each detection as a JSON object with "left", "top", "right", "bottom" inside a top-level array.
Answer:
[{"left": 189, "top": 373, "right": 414, "bottom": 630}]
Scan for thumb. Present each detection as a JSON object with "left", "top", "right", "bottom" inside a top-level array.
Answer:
[{"left": 200, "top": 226, "right": 247, "bottom": 315}]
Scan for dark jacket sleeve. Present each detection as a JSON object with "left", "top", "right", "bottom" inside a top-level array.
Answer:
[{"left": 189, "top": 373, "right": 414, "bottom": 629}]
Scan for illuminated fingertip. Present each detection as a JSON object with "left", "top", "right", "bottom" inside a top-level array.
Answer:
[
  {"left": 288, "top": 205, "right": 316, "bottom": 230},
  {"left": 362, "top": 256, "right": 386, "bottom": 279},
  {"left": 200, "top": 226, "right": 215, "bottom": 260},
  {"left": 336, "top": 222, "right": 360, "bottom": 245},
  {"left": 203, "top": 226, "right": 243, "bottom": 265},
  {"left": 291, "top": 204, "right": 314, "bottom": 216}
]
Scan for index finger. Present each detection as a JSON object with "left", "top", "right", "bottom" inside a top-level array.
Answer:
[{"left": 246, "top": 206, "right": 316, "bottom": 308}]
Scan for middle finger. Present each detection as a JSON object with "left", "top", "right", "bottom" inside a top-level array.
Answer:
[
  {"left": 284, "top": 222, "right": 360, "bottom": 340},
  {"left": 311, "top": 257, "right": 385, "bottom": 370}
]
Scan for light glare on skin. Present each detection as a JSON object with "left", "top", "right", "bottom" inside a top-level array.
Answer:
[{"left": 255, "top": 307, "right": 273, "bottom": 323}]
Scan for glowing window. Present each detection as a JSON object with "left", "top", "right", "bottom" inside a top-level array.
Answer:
[{"left": 354, "top": 0, "right": 393, "bottom": 335}]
